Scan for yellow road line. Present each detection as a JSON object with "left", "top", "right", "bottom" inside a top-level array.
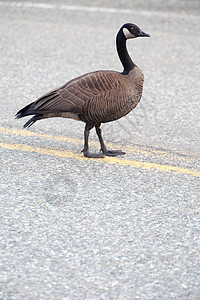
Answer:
[
  {"left": 0, "top": 140, "right": 199, "bottom": 177},
  {"left": 0, "top": 126, "right": 169, "bottom": 157},
  {"left": 1, "top": 126, "right": 151, "bottom": 155}
]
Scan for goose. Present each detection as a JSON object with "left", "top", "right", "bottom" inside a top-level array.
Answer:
[{"left": 16, "top": 23, "right": 150, "bottom": 158}]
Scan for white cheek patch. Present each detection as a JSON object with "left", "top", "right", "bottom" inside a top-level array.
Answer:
[{"left": 123, "top": 28, "right": 135, "bottom": 39}]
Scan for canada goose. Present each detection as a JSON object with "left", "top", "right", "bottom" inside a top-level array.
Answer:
[{"left": 16, "top": 23, "right": 150, "bottom": 158}]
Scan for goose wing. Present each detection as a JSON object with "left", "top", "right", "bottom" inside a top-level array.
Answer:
[{"left": 31, "top": 70, "right": 123, "bottom": 116}]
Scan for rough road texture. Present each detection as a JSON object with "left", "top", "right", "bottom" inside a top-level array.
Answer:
[{"left": 0, "top": 1, "right": 199, "bottom": 299}]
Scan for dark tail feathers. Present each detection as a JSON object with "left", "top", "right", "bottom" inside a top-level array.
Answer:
[
  {"left": 15, "top": 102, "right": 35, "bottom": 119},
  {"left": 23, "top": 115, "right": 40, "bottom": 128},
  {"left": 15, "top": 102, "right": 42, "bottom": 128}
]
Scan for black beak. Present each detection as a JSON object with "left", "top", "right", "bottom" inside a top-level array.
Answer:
[{"left": 139, "top": 31, "right": 150, "bottom": 37}]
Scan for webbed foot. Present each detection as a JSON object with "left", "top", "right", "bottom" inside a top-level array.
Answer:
[
  {"left": 81, "top": 149, "right": 105, "bottom": 158},
  {"left": 102, "top": 149, "right": 126, "bottom": 157}
]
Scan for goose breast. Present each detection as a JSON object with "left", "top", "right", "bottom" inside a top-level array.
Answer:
[{"left": 80, "top": 67, "right": 144, "bottom": 124}]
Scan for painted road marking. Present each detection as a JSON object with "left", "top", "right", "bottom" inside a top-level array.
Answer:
[
  {"left": 0, "top": 126, "right": 157, "bottom": 157},
  {"left": 0, "top": 1, "right": 198, "bottom": 20},
  {"left": 0, "top": 138, "right": 199, "bottom": 177},
  {"left": 0, "top": 126, "right": 190, "bottom": 159}
]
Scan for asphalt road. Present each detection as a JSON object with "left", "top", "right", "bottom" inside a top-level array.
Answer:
[{"left": 0, "top": 1, "right": 200, "bottom": 299}]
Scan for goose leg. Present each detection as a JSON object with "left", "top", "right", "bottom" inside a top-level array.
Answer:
[
  {"left": 81, "top": 123, "right": 105, "bottom": 158},
  {"left": 95, "top": 125, "right": 125, "bottom": 157}
]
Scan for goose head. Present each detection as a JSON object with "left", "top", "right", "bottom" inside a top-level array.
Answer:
[{"left": 122, "top": 23, "right": 150, "bottom": 40}]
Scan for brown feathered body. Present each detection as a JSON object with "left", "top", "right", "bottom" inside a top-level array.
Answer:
[{"left": 23, "top": 67, "right": 144, "bottom": 126}]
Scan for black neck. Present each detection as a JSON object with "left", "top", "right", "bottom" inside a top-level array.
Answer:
[{"left": 116, "top": 29, "right": 135, "bottom": 74}]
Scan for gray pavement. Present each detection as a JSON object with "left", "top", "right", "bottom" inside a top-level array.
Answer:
[{"left": 0, "top": 1, "right": 200, "bottom": 299}]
